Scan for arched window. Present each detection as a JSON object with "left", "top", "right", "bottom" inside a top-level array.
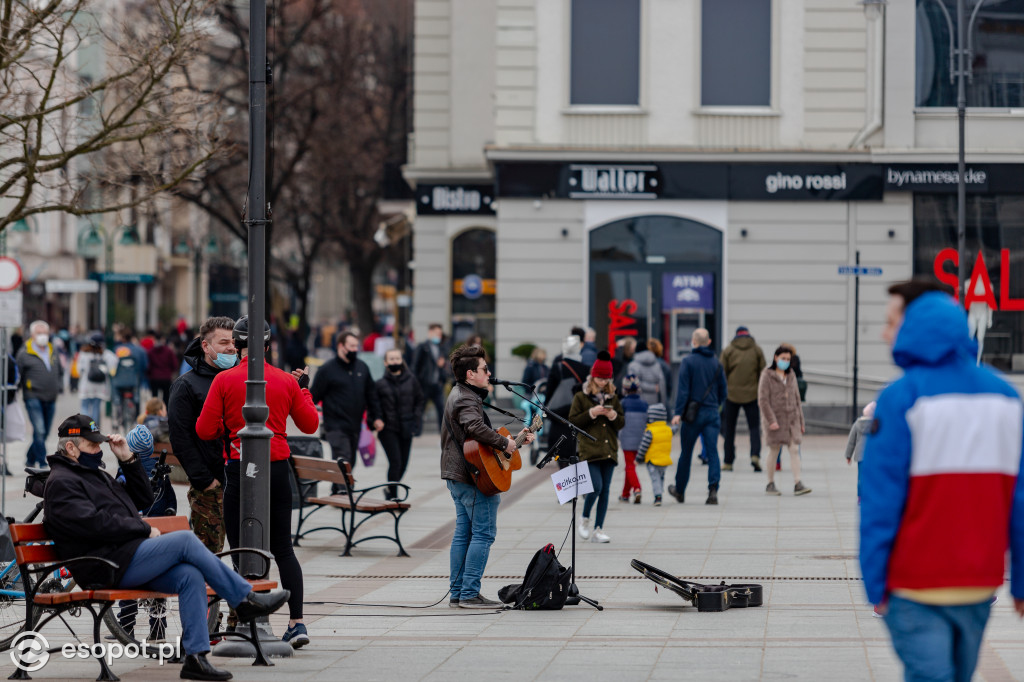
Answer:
[{"left": 451, "top": 228, "right": 496, "bottom": 344}]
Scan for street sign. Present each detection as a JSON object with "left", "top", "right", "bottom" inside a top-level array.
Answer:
[
  {"left": 0, "top": 257, "right": 22, "bottom": 292},
  {"left": 838, "top": 265, "right": 883, "bottom": 276},
  {"left": 45, "top": 279, "right": 100, "bottom": 294},
  {"left": 461, "top": 274, "right": 483, "bottom": 300},
  {"left": 0, "top": 291, "right": 23, "bottom": 327}
]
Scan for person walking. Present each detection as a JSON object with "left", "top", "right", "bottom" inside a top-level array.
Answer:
[
  {"left": 720, "top": 326, "right": 766, "bottom": 472},
  {"left": 860, "top": 280, "right": 1024, "bottom": 682},
  {"left": 197, "top": 316, "right": 319, "bottom": 648},
  {"left": 310, "top": 330, "right": 384, "bottom": 490},
  {"left": 17, "top": 320, "right": 61, "bottom": 468},
  {"left": 617, "top": 375, "right": 647, "bottom": 504},
  {"left": 636, "top": 403, "right": 675, "bottom": 506},
  {"left": 543, "top": 335, "right": 589, "bottom": 467},
  {"left": 520, "top": 347, "right": 549, "bottom": 387},
  {"left": 580, "top": 327, "right": 598, "bottom": 366},
  {"left": 627, "top": 340, "right": 668, "bottom": 406},
  {"left": 76, "top": 332, "right": 117, "bottom": 426},
  {"left": 375, "top": 348, "right": 424, "bottom": 500},
  {"left": 758, "top": 345, "right": 810, "bottom": 496},
  {"left": 146, "top": 335, "right": 179, "bottom": 404},
  {"left": 669, "top": 329, "right": 726, "bottom": 505},
  {"left": 412, "top": 323, "right": 449, "bottom": 433},
  {"left": 647, "top": 339, "right": 674, "bottom": 404},
  {"left": 844, "top": 401, "right": 875, "bottom": 503},
  {"left": 569, "top": 351, "right": 625, "bottom": 544}
]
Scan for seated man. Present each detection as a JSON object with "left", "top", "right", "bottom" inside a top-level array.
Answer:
[{"left": 43, "top": 414, "right": 289, "bottom": 681}]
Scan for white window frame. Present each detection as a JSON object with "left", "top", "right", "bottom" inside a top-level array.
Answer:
[{"left": 563, "top": 0, "right": 647, "bottom": 115}]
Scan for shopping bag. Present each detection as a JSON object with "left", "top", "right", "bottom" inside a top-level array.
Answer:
[{"left": 358, "top": 420, "right": 376, "bottom": 466}]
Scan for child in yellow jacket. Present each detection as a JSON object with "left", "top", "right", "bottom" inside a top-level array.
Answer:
[{"left": 635, "top": 403, "right": 676, "bottom": 506}]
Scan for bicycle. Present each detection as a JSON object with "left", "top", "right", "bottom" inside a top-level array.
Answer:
[{"left": 0, "top": 468, "right": 77, "bottom": 651}]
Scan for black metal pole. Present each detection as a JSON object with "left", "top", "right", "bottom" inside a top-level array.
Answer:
[
  {"left": 852, "top": 251, "right": 860, "bottom": 425},
  {"left": 239, "top": 0, "right": 272, "bottom": 579},
  {"left": 956, "top": 0, "right": 967, "bottom": 303}
]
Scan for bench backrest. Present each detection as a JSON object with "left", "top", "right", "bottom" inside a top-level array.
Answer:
[
  {"left": 292, "top": 455, "right": 355, "bottom": 488},
  {"left": 153, "top": 443, "right": 180, "bottom": 468},
  {"left": 9, "top": 516, "right": 191, "bottom": 566}
]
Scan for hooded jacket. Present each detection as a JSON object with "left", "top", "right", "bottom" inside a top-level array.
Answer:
[
  {"left": 720, "top": 336, "right": 766, "bottom": 404},
  {"left": 376, "top": 366, "right": 425, "bottom": 438},
  {"left": 43, "top": 452, "right": 154, "bottom": 589},
  {"left": 673, "top": 346, "right": 727, "bottom": 417},
  {"left": 167, "top": 337, "right": 228, "bottom": 490},
  {"left": 859, "top": 292, "right": 1024, "bottom": 605},
  {"left": 16, "top": 339, "right": 62, "bottom": 402},
  {"left": 627, "top": 350, "right": 668, "bottom": 406}
]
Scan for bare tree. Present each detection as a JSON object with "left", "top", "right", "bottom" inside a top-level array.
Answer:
[{"left": 0, "top": 0, "right": 225, "bottom": 232}]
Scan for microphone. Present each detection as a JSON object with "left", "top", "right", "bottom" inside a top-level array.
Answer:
[{"left": 488, "top": 377, "right": 533, "bottom": 389}]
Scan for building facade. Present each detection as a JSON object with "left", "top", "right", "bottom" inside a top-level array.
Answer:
[{"left": 405, "top": 0, "right": 1024, "bottom": 409}]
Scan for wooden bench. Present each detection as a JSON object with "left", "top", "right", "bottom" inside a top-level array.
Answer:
[
  {"left": 290, "top": 456, "right": 411, "bottom": 557},
  {"left": 7, "top": 516, "right": 278, "bottom": 680}
]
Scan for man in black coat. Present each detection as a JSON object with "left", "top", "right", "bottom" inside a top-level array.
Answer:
[
  {"left": 310, "top": 331, "right": 384, "bottom": 492},
  {"left": 167, "top": 317, "right": 237, "bottom": 553},
  {"left": 43, "top": 414, "right": 289, "bottom": 681},
  {"left": 412, "top": 323, "right": 449, "bottom": 433}
]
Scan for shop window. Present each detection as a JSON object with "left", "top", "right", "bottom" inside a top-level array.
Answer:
[
  {"left": 701, "top": 0, "right": 771, "bottom": 107},
  {"left": 914, "top": 194, "right": 1024, "bottom": 371},
  {"left": 570, "top": 0, "right": 641, "bottom": 106},
  {"left": 451, "top": 228, "right": 496, "bottom": 345},
  {"left": 916, "top": 0, "right": 1024, "bottom": 107}
]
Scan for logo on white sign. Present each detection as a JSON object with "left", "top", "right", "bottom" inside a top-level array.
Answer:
[{"left": 551, "top": 461, "right": 595, "bottom": 505}]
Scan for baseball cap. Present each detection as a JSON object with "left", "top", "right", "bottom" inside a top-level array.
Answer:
[{"left": 57, "top": 414, "right": 108, "bottom": 443}]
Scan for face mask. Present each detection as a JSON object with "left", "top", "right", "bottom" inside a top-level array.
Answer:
[
  {"left": 214, "top": 353, "right": 238, "bottom": 370},
  {"left": 429, "top": 337, "right": 441, "bottom": 345},
  {"left": 777, "top": 359, "right": 791, "bottom": 371},
  {"left": 76, "top": 448, "right": 104, "bottom": 470},
  {"left": 387, "top": 364, "right": 403, "bottom": 374},
  {"left": 34, "top": 334, "right": 49, "bottom": 348}
]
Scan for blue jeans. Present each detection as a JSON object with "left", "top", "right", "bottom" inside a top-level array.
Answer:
[
  {"left": 81, "top": 398, "right": 102, "bottom": 425},
  {"left": 581, "top": 459, "right": 615, "bottom": 528},
  {"left": 447, "top": 480, "right": 500, "bottom": 601},
  {"left": 119, "top": 531, "right": 252, "bottom": 655},
  {"left": 23, "top": 398, "right": 55, "bottom": 467},
  {"left": 675, "top": 407, "right": 721, "bottom": 494},
  {"left": 883, "top": 595, "right": 991, "bottom": 682}
]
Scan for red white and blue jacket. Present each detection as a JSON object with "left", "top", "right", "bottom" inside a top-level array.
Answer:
[{"left": 859, "top": 292, "right": 1024, "bottom": 605}]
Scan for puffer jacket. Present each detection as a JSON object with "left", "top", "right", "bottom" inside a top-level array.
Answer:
[
  {"left": 627, "top": 350, "right": 667, "bottom": 405},
  {"left": 568, "top": 389, "right": 625, "bottom": 465},
  {"left": 618, "top": 393, "right": 648, "bottom": 451},
  {"left": 757, "top": 367, "right": 804, "bottom": 449},
  {"left": 440, "top": 382, "right": 508, "bottom": 487},
  {"left": 376, "top": 366, "right": 425, "bottom": 438},
  {"left": 17, "top": 340, "right": 62, "bottom": 401},
  {"left": 720, "top": 336, "right": 765, "bottom": 404}
]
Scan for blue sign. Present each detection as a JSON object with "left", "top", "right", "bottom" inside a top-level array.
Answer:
[
  {"left": 88, "top": 272, "right": 155, "bottom": 284},
  {"left": 462, "top": 274, "right": 483, "bottom": 300},
  {"left": 662, "top": 272, "right": 714, "bottom": 311},
  {"left": 838, "top": 266, "right": 883, "bottom": 277}
]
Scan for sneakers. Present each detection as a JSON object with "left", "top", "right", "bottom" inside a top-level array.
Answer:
[
  {"left": 618, "top": 495, "right": 630, "bottom": 503},
  {"left": 765, "top": 482, "right": 781, "bottom": 496},
  {"left": 578, "top": 517, "right": 592, "bottom": 540},
  {"left": 459, "top": 594, "right": 502, "bottom": 609},
  {"left": 667, "top": 485, "right": 684, "bottom": 503},
  {"left": 706, "top": 488, "right": 718, "bottom": 505},
  {"left": 722, "top": 463, "right": 733, "bottom": 471},
  {"left": 282, "top": 622, "right": 309, "bottom": 649},
  {"left": 794, "top": 481, "right": 812, "bottom": 496},
  {"left": 653, "top": 495, "right": 662, "bottom": 506},
  {"left": 633, "top": 491, "right": 642, "bottom": 505},
  {"left": 590, "top": 527, "right": 611, "bottom": 543},
  {"left": 449, "top": 596, "right": 459, "bottom": 608}
]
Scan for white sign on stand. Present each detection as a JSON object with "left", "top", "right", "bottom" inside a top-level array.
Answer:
[
  {"left": 0, "top": 258, "right": 23, "bottom": 328},
  {"left": 551, "top": 461, "right": 595, "bottom": 505}
]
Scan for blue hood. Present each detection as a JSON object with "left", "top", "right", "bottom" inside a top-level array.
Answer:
[
  {"left": 892, "top": 292, "right": 977, "bottom": 369},
  {"left": 693, "top": 346, "right": 716, "bottom": 358}
]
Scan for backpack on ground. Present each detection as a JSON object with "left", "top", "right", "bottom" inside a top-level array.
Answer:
[{"left": 498, "top": 543, "right": 573, "bottom": 610}]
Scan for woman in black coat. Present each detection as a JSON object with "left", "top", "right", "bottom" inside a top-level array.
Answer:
[{"left": 376, "top": 349, "right": 425, "bottom": 499}]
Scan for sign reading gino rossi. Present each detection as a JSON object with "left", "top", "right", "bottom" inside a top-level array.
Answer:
[
  {"left": 728, "top": 164, "right": 883, "bottom": 201},
  {"left": 566, "top": 164, "right": 661, "bottom": 199},
  {"left": 416, "top": 184, "right": 495, "bottom": 215}
]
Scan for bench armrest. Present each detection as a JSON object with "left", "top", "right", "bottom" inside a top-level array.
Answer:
[
  {"left": 24, "top": 556, "right": 118, "bottom": 592},
  {"left": 352, "top": 482, "right": 411, "bottom": 504},
  {"left": 214, "top": 548, "right": 273, "bottom": 580}
]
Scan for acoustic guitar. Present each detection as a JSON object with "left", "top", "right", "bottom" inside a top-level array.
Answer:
[{"left": 464, "top": 415, "right": 543, "bottom": 496}]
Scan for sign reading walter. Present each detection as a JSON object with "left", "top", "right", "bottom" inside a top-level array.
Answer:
[
  {"left": 566, "top": 164, "right": 661, "bottom": 199},
  {"left": 662, "top": 272, "right": 714, "bottom": 311},
  {"left": 416, "top": 184, "right": 495, "bottom": 215}
]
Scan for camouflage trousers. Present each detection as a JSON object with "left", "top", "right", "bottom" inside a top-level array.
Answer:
[{"left": 187, "top": 485, "right": 226, "bottom": 553}]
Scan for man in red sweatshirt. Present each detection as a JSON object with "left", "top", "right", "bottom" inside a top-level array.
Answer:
[{"left": 196, "top": 316, "right": 319, "bottom": 649}]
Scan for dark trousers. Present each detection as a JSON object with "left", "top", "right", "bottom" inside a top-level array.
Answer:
[
  {"left": 675, "top": 407, "right": 722, "bottom": 495},
  {"left": 378, "top": 429, "right": 412, "bottom": 499},
  {"left": 150, "top": 379, "right": 172, "bottom": 405},
  {"left": 325, "top": 429, "right": 360, "bottom": 493},
  {"left": 721, "top": 399, "right": 761, "bottom": 465},
  {"left": 224, "top": 459, "right": 303, "bottom": 619},
  {"left": 423, "top": 383, "right": 444, "bottom": 432}
]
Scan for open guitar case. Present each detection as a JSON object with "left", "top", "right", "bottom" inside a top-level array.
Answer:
[{"left": 630, "top": 559, "right": 764, "bottom": 612}]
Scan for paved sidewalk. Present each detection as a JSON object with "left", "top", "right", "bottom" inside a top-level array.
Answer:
[{"left": 2, "top": 404, "right": 1022, "bottom": 680}]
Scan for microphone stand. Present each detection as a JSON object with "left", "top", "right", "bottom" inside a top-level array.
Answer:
[{"left": 505, "top": 386, "right": 603, "bottom": 611}]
